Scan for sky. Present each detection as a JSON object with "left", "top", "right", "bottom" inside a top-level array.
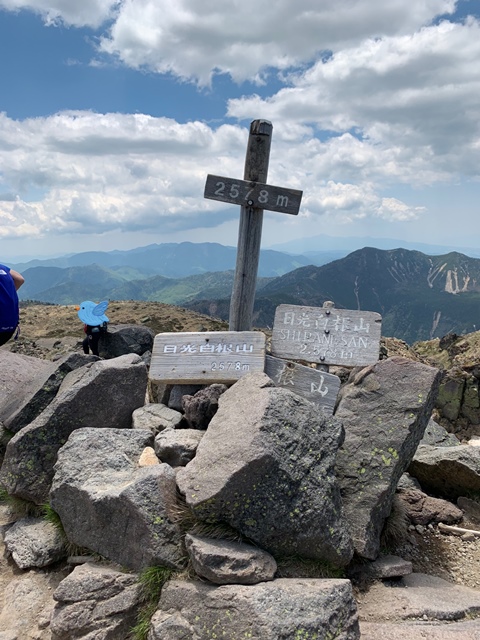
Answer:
[{"left": 1, "top": 0, "right": 480, "bottom": 261}]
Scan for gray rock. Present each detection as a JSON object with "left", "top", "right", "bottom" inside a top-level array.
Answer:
[
  {"left": 150, "top": 578, "right": 360, "bottom": 639},
  {"left": 98, "top": 323, "right": 154, "bottom": 358},
  {"left": 335, "top": 356, "right": 441, "bottom": 559},
  {"left": 50, "top": 428, "right": 184, "bottom": 571},
  {"left": 397, "top": 473, "right": 421, "bottom": 491},
  {"left": 168, "top": 384, "right": 204, "bottom": 411},
  {"left": 0, "top": 354, "right": 148, "bottom": 504},
  {"left": 421, "top": 418, "right": 461, "bottom": 447},
  {"left": 4, "top": 517, "right": 66, "bottom": 569},
  {"left": 409, "top": 444, "right": 480, "bottom": 499},
  {"left": 155, "top": 428, "right": 205, "bottom": 466},
  {"left": 1, "top": 352, "right": 98, "bottom": 433},
  {"left": 0, "top": 351, "right": 51, "bottom": 410},
  {"left": 132, "top": 403, "right": 185, "bottom": 434},
  {"left": 397, "top": 488, "right": 463, "bottom": 525},
  {"left": 177, "top": 372, "right": 353, "bottom": 567},
  {"left": 357, "top": 573, "right": 480, "bottom": 622},
  {"left": 457, "top": 496, "right": 480, "bottom": 525},
  {"left": 50, "top": 563, "right": 142, "bottom": 640},
  {"left": 184, "top": 534, "right": 277, "bottom": 585},
  {"left": 182, "top": 384, "right": 228, "bottom": 429},
  {"left": 369, "top": 555, "right": 413, "bottom": 579},
  {"left": 359, "top": 619, "right": 480, "bottom": 639}
]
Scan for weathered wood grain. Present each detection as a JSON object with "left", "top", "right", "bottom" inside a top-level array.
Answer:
[
  {"left": 265, "top": 355, "right": 341, "bottom": 415},
  {"left": 271, "top": 304, "right": 382, "bottom": 367},
  {"left": 204, "top": 174, "right": 302, "bottom": 215},
  {"left": 228, "top": 120, "right": 272, "bottom": 332},
  {"left": 149, "top": 331, "right": 266, "bottom": 384}
]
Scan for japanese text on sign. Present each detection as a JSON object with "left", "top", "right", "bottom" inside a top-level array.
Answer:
[
  {"left": 271, "top": 304, "right": 382, "bottom": 367},
  {"left": 149, "top": 331, "right": 266, "bottom": 384}
]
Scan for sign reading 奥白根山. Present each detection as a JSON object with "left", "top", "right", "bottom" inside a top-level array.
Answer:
[
  {"left": 149, "top": 331, "right": 266, "bottom": 384},
  {"left": 265, "top": 355, "right": 341, "bottom": 415},
  {"left": 271, "top": 304, "right": 382, "bottom": 367}
]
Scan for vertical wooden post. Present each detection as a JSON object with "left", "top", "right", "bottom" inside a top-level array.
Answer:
[{"left": 229, "top": 120, "right": 273, "bottom": 331}]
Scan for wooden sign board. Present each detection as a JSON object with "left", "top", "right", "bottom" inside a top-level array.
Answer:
[
  {"left": 204, "top": 174, "right": 302, "bottom": 216},
  {"left": 149, "top": 331, "right": 266, "bottom": 384},
  {"left": 271, "top": 304, "right": 382, "bottom": 367},
  {"left": 265, "top": 355, "right": 341, "bottom": 415}
]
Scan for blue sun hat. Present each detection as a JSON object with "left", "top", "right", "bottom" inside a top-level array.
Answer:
[{"left": 77, "top": 300, "right": 109, "bottom": 326}]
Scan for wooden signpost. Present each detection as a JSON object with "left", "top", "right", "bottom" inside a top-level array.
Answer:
[
  {"left": 271, "top": 303, "right": 382, "bottom": 367},
  {"left": 265, "top": 355, "right": 341, "bottom": 415},
  {"left": 204, "top": 175, "right": 302, "bottom": 216},
  {"left": 204, "top": 119, "right": 303, "bottom": 332},
  {"left": 149, "top": 331, "right": 266, "bottom": 384}
]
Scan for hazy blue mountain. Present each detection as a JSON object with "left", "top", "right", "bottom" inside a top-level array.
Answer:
[
  {"left": 18, "top": 264, "right": 272, "bottom": 307},
  {"left": 187, "top": 248, "right": 480, "bottom": 343},
  {"left": 268, "top": 235, "right": 480, "bottom": 259},
  {"left": 12, "top": 242, "right": 311, "bottom": 278},
  {"left": 18, "top": 245, "right": 480, "bottom": 344}
]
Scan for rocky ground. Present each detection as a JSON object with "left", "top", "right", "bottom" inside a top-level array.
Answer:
[{"left": 1, "top": 302, "right": 480, "bottom": 638}]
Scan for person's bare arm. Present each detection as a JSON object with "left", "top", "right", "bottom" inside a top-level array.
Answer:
[{"left": 10, "top": 269, "right": 25, "bottom": 290}]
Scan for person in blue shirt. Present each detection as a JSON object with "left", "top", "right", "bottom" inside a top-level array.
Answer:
[{"left": 0, "top": 264, "right": 25, "bottom": 346}]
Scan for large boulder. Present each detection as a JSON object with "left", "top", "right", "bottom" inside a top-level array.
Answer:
[
  {"left": 409, "top": 444, "right": 480, "bottom": 499},
  {"left": 0, "top": 350, "right": 51, "bottom": 410},
  {"left": 177, "top": 372, "right": 353, "bottom": 567},
  {"left": 1, "top": 352, "right": 98, "bottom": 433},
  {"left": 50, "top": 428, "right": 184, "bottom": 571},
  {"left": 335, "top": 356, "right": 441, "bottom": 560},
  {"left": 50, "top": 563, "right": 143, "bottom": 640},
  {"left": 0, "top": 354, "right": 147, "bottom": 504},
  {"left": 100, "top": 324, "right": 154, "bottom": 358},
  {"left": 150, "top": 578, "right": 360, "bottom": 639}
]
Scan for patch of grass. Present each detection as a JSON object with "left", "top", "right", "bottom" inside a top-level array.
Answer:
[
  {"left": 167, "top": 488, "right": 243, "bottom": 543},
  {"left": 42, "top": 502, "right": 64, "bottom": 529},
  {"left": 131, "top": 566, "right": 175, "bottom": 640},
  {"left": 380, "top": 494, "right": 410, "bottom": 551}
]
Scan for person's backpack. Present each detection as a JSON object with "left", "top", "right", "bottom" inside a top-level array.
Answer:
[{"left": 99, "top": 321, "right": 108, "bottom": 333}]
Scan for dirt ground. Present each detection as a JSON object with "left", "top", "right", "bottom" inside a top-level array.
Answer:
[{"left": 7, "top": 300, "right": 229, "bottom": 359}]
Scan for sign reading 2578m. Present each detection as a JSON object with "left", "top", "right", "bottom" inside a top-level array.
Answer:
[{"left": 204, "top": 174, "right": 302, "bottom": 216}]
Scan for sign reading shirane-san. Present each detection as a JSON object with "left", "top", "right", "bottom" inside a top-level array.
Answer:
[
  {"left": 204, "top": 174, "right": 302, "bottom": 216},
  {"left": 150, "top": 331, "right": 266, "bottom": 384},
  {"left": 271, "top": 304, "right": 382, "bottom": 367}
]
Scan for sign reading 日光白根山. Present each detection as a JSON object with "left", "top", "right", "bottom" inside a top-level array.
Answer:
[
  {"left": 149, "top": 331, "right": 266, "bottom": 384},
  {"left": 271, "top": 304, "right": 382, "bottom": 367}
]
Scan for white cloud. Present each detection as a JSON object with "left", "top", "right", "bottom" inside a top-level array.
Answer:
[
  {"left": 1, "top": 1, "right": 457, "bottom": 82},
  {"left": 0, "top": 111, "right": 426, "bottom": 241},
  {"left": 228, "top": 17, "right": 480, "bottom": 184},
  {"left": 0, "top": 0, "right": 118, "bottom": 28},
  {"left": 0, "top": 112, "right": 250, "bottom": 239},
  {"left": 0, "top": 1, "right": 477, "bottom": 250},
  {"left": 97, "top": 0, "right": 457, "bottom": 84}
]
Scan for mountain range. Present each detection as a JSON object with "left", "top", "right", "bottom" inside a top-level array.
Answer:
[
  {"left": 14, "top": 242, "right": 480, "bottom": 344},
  {"left": 12, "top": 242, "right": 316, "bottom": 279}
]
